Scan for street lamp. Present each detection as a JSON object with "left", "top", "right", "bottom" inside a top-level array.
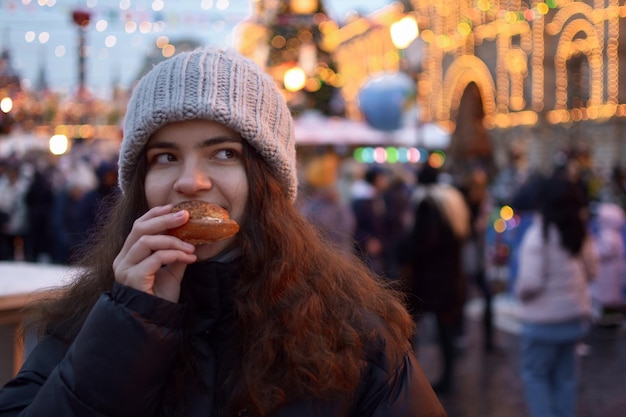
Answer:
[
  {"left": 390, "top": 15, "right": 419, "bottom": 50},
  {"left": 0, "top": 95, "right": 14, "bottom": 135},
  {"left": 290, "top": 0, "right": 319, "bottom": 15},
  {"left": 72, "top": 9, "right": 91, "bottom": 99}
]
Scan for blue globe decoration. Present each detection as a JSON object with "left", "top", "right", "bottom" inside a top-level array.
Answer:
[{"left": 358, "top": 72, "right": 416, "bottom": 132}]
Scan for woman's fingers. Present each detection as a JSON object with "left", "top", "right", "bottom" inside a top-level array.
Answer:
[
  {"left": 117, "top": 248, "right": 196, "bottom": 299},
  {"left": 115, "top": 236, "right": 195, "bottom": 280},
  {"left": 119, "top": 205, "right": 186, "bottom": 253},
  {"left": 113, "top": 205, "right": 197, "bottom": 302},
  {"left": 121, "top": 234, "right": 195, "bottom": 269}
]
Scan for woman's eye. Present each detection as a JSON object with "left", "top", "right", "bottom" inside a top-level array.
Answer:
[
  {"left": 215, "top": 148, "right": 239, "bottom": 160},
  {"left": 152, "top": 153, "right": 176, "bottom": 164}
]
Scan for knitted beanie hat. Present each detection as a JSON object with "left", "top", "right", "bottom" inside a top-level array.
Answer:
[{"left": 118, "top": 47, "right": 298, "bottom": 201}]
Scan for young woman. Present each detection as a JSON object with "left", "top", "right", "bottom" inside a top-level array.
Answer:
[
  {"left": 515, "top": 172, "right": 599, "bottom": 417},
  {"left": 0, "top": 48, "right": 446, "bottom": 417}
]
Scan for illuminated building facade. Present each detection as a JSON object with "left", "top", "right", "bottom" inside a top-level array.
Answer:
[{"left": 333, "top": 0, "right": 626, "bottom": 172}]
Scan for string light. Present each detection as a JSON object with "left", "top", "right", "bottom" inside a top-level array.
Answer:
[
  {"left": 353, "top": 146, "right": 428, "bottom": 164},
  {"left": 3, "top": 0, "right": 626, "bottom": 150},
  {"left": 333, "top": 0, "right": 625, "bottom": 135}
]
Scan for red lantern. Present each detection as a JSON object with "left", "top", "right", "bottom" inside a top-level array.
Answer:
[{"left": 72, "top": 10, "right": 91, "bottom": 27}]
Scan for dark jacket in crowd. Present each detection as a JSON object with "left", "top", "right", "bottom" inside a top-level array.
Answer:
[
  {"left": 400, "top": 191, "right": 467, "bottom": 317},
  {"left": 351, "top": 170, "right": 392, "bottom": 278},
  {"left": 76, "top": 162, "right": 119, "bottom": 245},
  {"left": 51, "top": 187, "right": 88, "bottom": 264},
  {"left": 24, "top": 169, "right": 55, "bottom": 262},
  {"left": 0, "top": 260, "right": 446, "bottom": 417}
]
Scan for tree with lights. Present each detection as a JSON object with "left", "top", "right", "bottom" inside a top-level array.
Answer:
[{"left": 265, "top": 0, "right": 343, "bottom": 116}]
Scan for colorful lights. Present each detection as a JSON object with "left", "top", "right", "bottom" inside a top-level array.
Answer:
[
  {"left": 353, "top": 146, "right": 435, "bottom": 164},
  {"left": 428, "top": 150, "right": 445, "bottom": 168},
  {"left": 333, "top": 0, "right": 626, "bottom": 141},
  {"left": 492, "top": 205, "right": 521, "bottom": 233},
  {"left": 477, "top": 0, "right": 491, "bottom": 13},
  {"left": 537, "top": 3, "right": 550, "bottom": 15},
  {"left": 493, "top": 218, "right": 507, "bottom": 233}
]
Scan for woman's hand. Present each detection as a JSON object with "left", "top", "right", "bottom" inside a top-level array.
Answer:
[{"left": 113, "top": 205, "right": 197, "bottom": 302}]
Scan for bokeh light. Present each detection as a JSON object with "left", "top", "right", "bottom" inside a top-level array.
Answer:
[
  {"left": 49, "top": 134, "right": 69, "bottom": 155},
  {"left": 500, "top": 205, "right": 514, "bottom": 221},
  {"left": 38, "top": 32, "right": 50, "bottom": 44},
  {"left": 284, "top": 67, "right": 306, "bottom": 92},
  {"left": 0, "top": 97, "right": 13, "bottom": 113},
  {"left": 493, "top": 218, "right": 507, "bottom": 233},
  {"left": 428, "top": 150, "right": 446, "bottom": 168},
  {"left": 104, "top": 35, "right": 117, "bottom": 48},
  {"left": 24, "top": 31, "right": 36, "bottom": 43},
  {"left": 95, "top": 20, "right": 108, "bottom": 32},
  {"left": 353, "top": 146, "right": 424, "bottom": 164}
]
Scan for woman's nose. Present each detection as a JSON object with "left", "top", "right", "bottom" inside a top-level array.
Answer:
[{"left": 173, "top": 162, "right": 212, "bottom": 194}]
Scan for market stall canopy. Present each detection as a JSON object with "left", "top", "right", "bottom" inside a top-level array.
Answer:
[{"left": 294, "top": 111, "right": 450, "bottom": 149}]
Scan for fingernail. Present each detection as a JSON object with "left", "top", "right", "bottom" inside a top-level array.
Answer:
[{"left": 173, "top": 210, "right": 186, "bottom": 218}]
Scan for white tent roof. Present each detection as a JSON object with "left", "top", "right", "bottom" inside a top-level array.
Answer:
[{"left": 294, "top": 112, "right": 450, "bottom": 149}]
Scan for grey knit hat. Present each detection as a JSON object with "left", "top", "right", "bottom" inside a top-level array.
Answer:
[{"left": 118, "top": 47, "right": 298, "bottom": 200}]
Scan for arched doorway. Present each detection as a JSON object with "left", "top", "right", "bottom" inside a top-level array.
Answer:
[{"left": 447, "top": 82, "right": 495, "bottom": 180}]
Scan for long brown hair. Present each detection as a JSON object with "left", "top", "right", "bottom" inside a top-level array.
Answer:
[{"left": 25, "top": 142, "right": 415, "bottom": 416}]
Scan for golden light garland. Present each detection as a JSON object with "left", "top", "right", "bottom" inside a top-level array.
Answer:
[
  {"left": 332, "top": 0, "right": 626, "bottom": 134},
  {"left": 553, "top": 18, "right": 602, "bottom": 109},
  {"left": 6, "top": 0, "right": 626, "bottom": 146}
]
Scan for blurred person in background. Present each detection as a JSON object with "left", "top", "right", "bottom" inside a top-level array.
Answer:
[
  {"left": 515, "top": 174, "right": 599, "bottom": 417},
  {"left": 350, "top": 165, "right": 393, "bottom": 278},
  {"left": 399, "top": 164, "right": 471, "bottom": 394},
  {"left": 51, "top": 174, "right": 95, "bottom": 265},
  {"left": 460, "top": 165, "right": 499, "bottom": 352},
  {"left": 75, "top": 159, "right": 119, "bottom": 246},
  {"left": 298, "top": 153, "right": 355, "bottom": 254},
  {"left": 606, "top": 165, "right": 626, "bottom": 209},
  {"left": 508, "top": 170, "right": 547, "bottom": 292},
  {"left": 589, "top": 202, "right": 626, "bottom": 327},
  {"left": 23, "top": 157, "right": 55, "bottom": 263},
  {"left": 383, "top": 167, "right": 415, "bottom": 281},
  {"left": 489, "top": 141, "right": 530, "bottom": 207},
  {"left": 0, "top": 158, "right": 32, "bottom": 261}
]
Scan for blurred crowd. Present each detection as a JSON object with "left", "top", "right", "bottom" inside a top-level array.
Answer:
[
  {"left": 0, "top": 150, "right": 119, "bottom": 264},
  {"left": 297, "top": 145, "right": 626, "bottom": 400},
  {"left": 2, "top": 142, "right": 626, "bottom": 407},
  {"left": 3, "top": 144, "right": 626, "bottom": 315},
  {"left": 3, "top": 147, "right": 626, "bottom": 287}
]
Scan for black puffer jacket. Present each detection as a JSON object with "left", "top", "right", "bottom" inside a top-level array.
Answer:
[{"left": 0, "top": 261, "right": 446, "bottom": 417}]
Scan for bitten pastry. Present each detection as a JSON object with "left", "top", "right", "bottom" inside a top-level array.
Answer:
[{"left": 167, "top": 200, "right": 240, "bottom": 244}]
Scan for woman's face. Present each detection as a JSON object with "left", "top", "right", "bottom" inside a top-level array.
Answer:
[{"left": 144, "top": 119, "right": 249, "bottom": 260}]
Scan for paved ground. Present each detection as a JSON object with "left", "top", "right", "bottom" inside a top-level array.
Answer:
[{"left": 415, "top": 296, "right": 626, "bottom": 417}]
